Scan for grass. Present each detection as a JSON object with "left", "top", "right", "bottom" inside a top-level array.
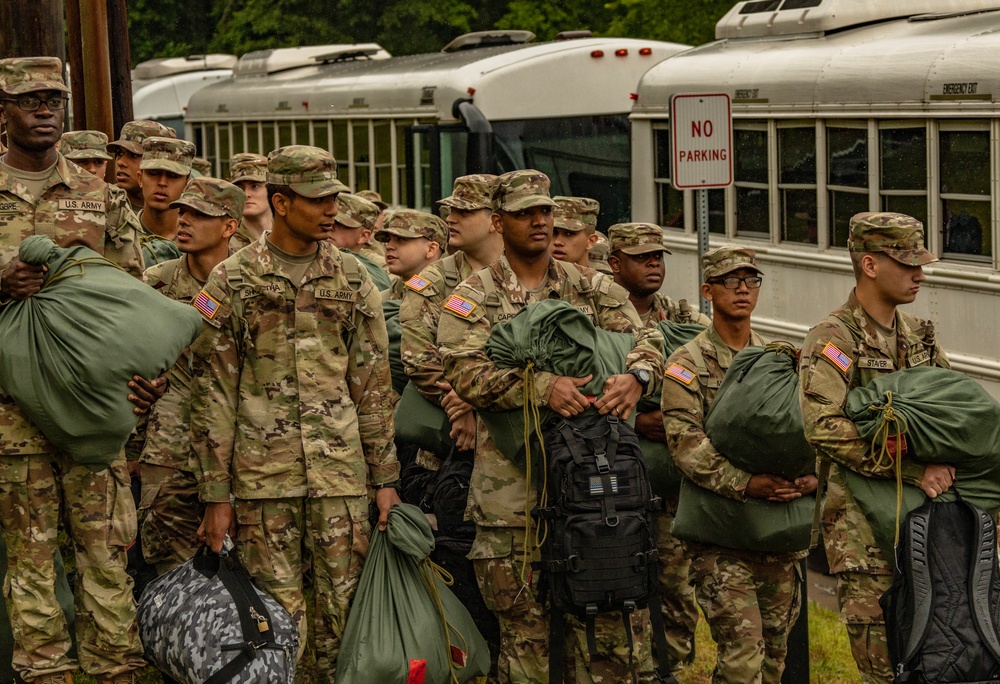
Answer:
[{"left": 74, "top": 601, "right": 859, "bottom": 684}]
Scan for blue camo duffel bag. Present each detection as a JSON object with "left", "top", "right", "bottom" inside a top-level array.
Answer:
[{"left": 138, "top": 545, "right": 298, "bottom": 683}]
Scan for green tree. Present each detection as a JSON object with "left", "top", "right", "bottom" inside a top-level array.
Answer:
[
  {"left": 494, "top": 0, "right": 612, "bottom": 40},
  {"left": 604, "top": 0, "right": 734, "bottom": 46},
  {"left": 128, "top": 0, "right": 218, "bottom": 64}
]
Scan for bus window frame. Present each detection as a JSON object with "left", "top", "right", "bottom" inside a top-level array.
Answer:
[{"left": 936, "top": 119, "right": 993, "bottom": 264}]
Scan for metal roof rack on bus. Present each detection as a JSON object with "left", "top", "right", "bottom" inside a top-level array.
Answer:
[
  {"left": 441, "top": 30, "right": 535, "bottom": 53},
  {"left": 554, "top": 30, "right": 594, "bottom": 41},
  {"left": 313, "top": 47, "right": 385, "bottom": 64},
  {"left": 132, "top": 54, "right": 237, "bottom": 81},
  {"left": 233, "top": 44, "right": 391, "bottom": 77},
  {"left": 909, "top": 6, "right": 1000, "bottom": 22}
]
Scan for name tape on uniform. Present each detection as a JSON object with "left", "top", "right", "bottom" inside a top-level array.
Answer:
[
  {"left": 858, "top": 358, "right": 894, "bottom": 370},
  {"left": 57, "top": 198, "right": 105, "bottom": 212}
]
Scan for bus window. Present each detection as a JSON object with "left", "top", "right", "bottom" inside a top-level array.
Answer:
[
  {"left": 231, "top": 122, "right": 246, "bottom": 156},
  {"left": 313, "top": 121, "right": 330, "bottom": 156},
  {"left": 294, "top": 121, "right": 311, "bottom": 147},
  {"left": 734, "top": 124, "right": 768, "bottom": 237},
  {"left": 203, "top": 123, "right": 217, "bottom": 169},
  {"left": 940, "top": 127, "right": 991, "bottom": 260},
  {"left": 396, "top": 122, "right": 410, "bottom": 207},
  {"left": 332, "top": 122, "right": 348, "bottom": 166},
  {"left": 353, "top": 122, "right": 371, "bottom": 192},
  {"left": 218, "top": 124, "right": 231, "bottom": 179},
  {"left": 374, "top": 121, "right": 393, "bottom": 198},
  {"left": 653, "top": 127, "right": 684, "bottom": 230},
  {"left": 262, "top": 122, "right": 276, "bottom": 158},
  {"left": 439, "top": 128, "right": 468, "bottom": 200},
  {"left": 278, "top": 121, "right": 293, "bottom": 148},
  {"left": 827, "top": 126, "right": 869, "bottom": 248},
  {"left": 880, "top": 125, "right": 927, "bottom": 228},
  {"left": 778, "top": 126, "right": 817, "bottom": 245}
]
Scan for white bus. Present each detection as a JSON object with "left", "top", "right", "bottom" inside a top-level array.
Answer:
[
  {"left": 184, "top": 31, "right": 689, "bottom": 230},
  {"left": 630, "top": 0, "right": 1000, "bottom": 397},
  {"left": 132, "top": 54, "right": 238, "bottom": 135}
]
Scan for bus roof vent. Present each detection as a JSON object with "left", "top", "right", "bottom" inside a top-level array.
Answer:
[
  {"left": 132, "top": 54, "right": 237, "bottom": 81},
  {"left": 717, "top": 0, "right": 1000, "bottom": 39},
  {"left": 554, "top": 30, "right": 594, "bottom": 41},
  {"left": 234, "top": 44, "right": 391, "bottom": 77},
  {"left": 441, "top": 30, "right": 535, "bottom": 53}
]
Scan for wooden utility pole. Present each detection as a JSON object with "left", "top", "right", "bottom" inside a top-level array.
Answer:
[
  {"left": 77, "top": 0, "right": 115, "bottom": 140},
  {"left": 0, "top": 0, "right": 67, "bottom": 62},
  {"left": 106, "top": 0, "right": 134, "bottom": 135},
  {"left": 65, "top": 0, "right": 88, "bottom": 129}
]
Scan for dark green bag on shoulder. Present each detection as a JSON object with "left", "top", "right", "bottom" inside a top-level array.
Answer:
[
  {"left": 394, "top": 382, "right": 453, "bottom": 458},
  {"left": 0, "top": 236, "right": 203, "bottom": 470},
  {"left": 382, "top": 300, "right": 408, "bottom": 397}
]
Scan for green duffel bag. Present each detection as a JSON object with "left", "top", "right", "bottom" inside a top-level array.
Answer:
[
  {"left": 705, "top": 342, "right": 815, "bottom": 480},
  {"left": 140, "top": 233, "right": 182, "bottom": 267},
  {"left": 672, "top": 478, "right": 814, "bottom": 553},
  {"left": 843, "top": 366, "right": 1000, "bottom": 565},
  {"left": 638, "top": 435, "right": 682, "bottom": 500},
  {"left": 394, "top": 382, "right": 453, "bottom": 458},
  {"left": 0, "top": 236, "right": 203, "bottom": 470},
  {"left": 655, "top": 319, "right": 706, "bottom": 357},
  {"left": 336, "top": 504, "right": 491, "bottom": 683},
  {"left": 383, "top": 299, "right": 408, "bottom": 396}
]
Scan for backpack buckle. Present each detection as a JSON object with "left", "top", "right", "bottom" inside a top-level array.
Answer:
[
  {"left": 595, "top": 451, "right": 610, "bottom": 474},
  {"left": 605, "top": 514, "right": 619, "bottom": 528}
]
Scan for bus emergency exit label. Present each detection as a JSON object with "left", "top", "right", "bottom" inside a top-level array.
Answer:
[{"left": 670, "top": 93, "right": 733, "bottom": 189}]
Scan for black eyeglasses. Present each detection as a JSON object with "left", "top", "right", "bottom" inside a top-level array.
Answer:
[
  {"left": 3, "top": 95, "right": 69, "bottom": 112},
  {"left": 709, "top": 275, "right": 763, "bottom": 290}
]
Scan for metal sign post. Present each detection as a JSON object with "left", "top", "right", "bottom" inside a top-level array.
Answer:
[{"left": 669, "top": 93, "right": 733, "bottom": 316}]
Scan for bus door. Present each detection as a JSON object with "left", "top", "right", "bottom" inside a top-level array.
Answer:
[{"left": 405, "top": 125, "right": 472, "bottom": 210}]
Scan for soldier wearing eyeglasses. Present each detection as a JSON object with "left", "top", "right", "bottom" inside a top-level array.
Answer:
[
  {"left": 660, "top": 246, "right": 816, "bottom": 684},
  {"left": 0, "top": 57, "right": 152, "bottom": 684}
]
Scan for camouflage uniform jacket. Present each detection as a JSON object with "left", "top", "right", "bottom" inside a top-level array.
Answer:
[
  {"left": 380, "top": 275, "right": 407, "bottom": 303},
  {"left": 139, "top": 256, "right": 201, "bottom": 472},
  {"left": 189, "top": 236, "right": 399, "bottom": 503},
  {"left": 800, "top": 290, "right": 948, "bottom": 575},
  {"left": 438, "top": 255, "right": 664, "bottom": 532},
  {"left": 661, "top": 325, "right": 769, "bottom": 501},
  {"left": 400, "top": 251, "right": 473, "bottom": 405},
  {"left": 0, "top": 153, "right": 143, "bottom": 458},
  {"left": 228, "top": 223, "right": 258, "bottom": 254},
  {"left": 650, "top": 292, "right": 712, "bottom": 326}
]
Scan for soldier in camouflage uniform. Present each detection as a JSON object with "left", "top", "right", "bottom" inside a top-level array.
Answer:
[
  {"left": 140, "top": 178, "right": 245, "bottom": 575},
  {"left": 375, "top": 209, "right": 447, "bottom": 302},
  {"left": 589, "top": 232, "right": 613, "bottom": 275},
  {"left": 607, "top": 222, "right": 708, "bottom": 677},
  {"left": 0, "top": 56, "right": 156, "bottom": 684},
  {"left": 799, "top": 212, "right": 954, "bottom": 684},
  {"left": 227, "top": 152, "right": 271, "bottom": 252},
  {"left": 551, "top": 196, "right": 600, "bottom": 267},
  {"left": 107, "top": 119, "right": 176, "bottom": 211},
  {"left": 438, "top": 170, "right": 665, "bottom": 684},
  {"left": 355, "top": 189, "right": 388, "bottom": 266},
  {"left": 400, "top": 174, "right": 500, "bottom": 467},
  {"left": 190, "top": 157, "right": 211, "bottom": 176},
  {"left": 661, "top": 246, "right": 815, "bottom": 684},
  {"left": 190, "top": 145, "right": 401, "bottom": 676},
  {"left": 58, "top": 130, "right": 112, "bottom": 178},
  {"left": 329, "top": 192, "right": 391, "bottom": 291},
  {"left": 137, "top": 136, "right": 193, "bottom": 265}
]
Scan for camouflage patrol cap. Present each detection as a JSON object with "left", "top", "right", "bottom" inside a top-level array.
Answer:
[
  {"left": 438, "top": 174, "right": 497, "bottom": 211},
  {"left": 375, "top": 209, "right": 448, "bottom": 249},
  {"left": 191, "top": 157, "right": 212, "bottom": 176},
  {"left": 140, "top": 136, "right": 195, "bottom": 175},
  {"left": 702, "top": 245, "right": 763, "bottom": 282},
  {"left": 335, "top": 193, "right": 380, "bottom": 231},
  {"left": 107, "top": 120, "right": 177, "bottom": 156},
  {"left": 267, "top": 145, "right": 348, "bottom": 198},
  {"left": 228, "top": 152, "right": 268, "bottom": 184},
  {"left": 491, "top": 169, "right": 558, "bottom": 212},
  {"left": 0, "top": 57, "right": 70, "bottom": 95},
  {"left": 609, "top": 223, "right": 671, "bottom": 256},
  {"left": 58, "top": 130, "right": 112, "bottom": 161},
  {"left": 590, "top": 232, "right": 611, "bottom": 261},
  {"left": 553, "top": 196, "right": 600, "bottom": 233},
  {"left": 170, "top": 176, "right": 246, "bottom": 221},
  {"left": 848, "top": 212, "right": 937, "bottom": 266},
  {"left": 356, "top": 189, "right": 388, "bottom": 210}
]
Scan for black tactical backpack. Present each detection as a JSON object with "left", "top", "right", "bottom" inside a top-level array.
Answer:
[
  {"left": 880, "top": 498, "right": 1000, "bottom": 683},
  {"left": 533, "top": 410, "right": 677, "bottom": 683}
]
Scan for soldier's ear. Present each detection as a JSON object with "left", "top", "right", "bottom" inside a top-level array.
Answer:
[
  {"left": 608, "top": 254, "right": 621, "bottom": 274},
  {"left": 700, "top": 281, "right": 714, "bottom": 301},
  {"left": 491, "top": 211, "right": 504, "bottom": 236}
]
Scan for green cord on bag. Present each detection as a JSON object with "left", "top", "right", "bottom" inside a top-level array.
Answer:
[
  {"left": 521, "top": 361, "right": 549, "bottom": 586},
  {"left": 44, "top": 255, "right": 122, "bottom": 288},
  {"left": 421, "top": 560, "right": 464, "bottom": 684},
  {"left": 868, "top": 391, "right": 909, "bottom": 548}
]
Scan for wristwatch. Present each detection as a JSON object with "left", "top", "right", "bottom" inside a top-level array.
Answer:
[
  {"left": 372, "top": 479, "right": 400, "bottom": 490},
  {"left": 627, "top": 368, "right": 651, "bottom": 394}
]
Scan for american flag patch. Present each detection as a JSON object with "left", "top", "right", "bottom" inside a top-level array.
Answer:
[
  {"left": 405, "top": 274, "right": 431, "bottom": 292},
  {"left": 444, "top": 295, "right": 476, "bottom": 317},
  {"left": 193, "top": 290, "right": 221, "bottom": 319},
  {"left": 589, "top": 474, "right": 619, "bottom": 496},
  {"left": 666, "top": 364, "right": 695, "bottom": 385},
  {"left": 822, "top": 342, "right": 852, "bottom": 373}
]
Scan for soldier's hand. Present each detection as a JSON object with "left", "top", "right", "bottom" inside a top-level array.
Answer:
[
  {"left": 198, "top": 501, "right": 235, "bottom": 553},
  {"left": 794, "top": 474, "right": 819, "bottom": 495},
  {"left": 595, "top": 373, "right": 643, "bottom": 421},
  {"left": 449, "top": 410, "right": 477, "bottom": 452},
  {"left": 745, "top": 473, "right": 802, "bottom": 502},
  {"left": 436, "top": 384, "right": 473, "bottom": 421},
  {"left": 919, "top": 463, "right": 956, "bottom": 499},
  {"left": 634, "top": 410, "right": 667, "bottom": 443},
  {"left": 0, "top": 258, "right": 46, "bottom": 300},
  {"left": 548, "top": 375, "right": 593, "bottom": 417},
  {"left": 375, "top": 486, "right": 401, "bottom": 531},
  {"left": 128, "top": 374, "right": 169, "bottom": 415}
]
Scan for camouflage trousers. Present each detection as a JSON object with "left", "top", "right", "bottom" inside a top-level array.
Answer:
[
  {"left": 234, "top": 495, "right": 370, "bottom": 678},
  {"left": 654, "top": 503, "right": 698, "bottom": 676},
  {"left": 0, "top": 453, "right": 144, "bottom": 680},
  {"left": 472, "top": 527, "right": 656, "bottom": 684},
  {"left": 687, "top": 543, "right": 803, "bottom": 684},
  {"left": 837, "top": 572, "right": 893, "bottom": 684},
  {"left": 138, "top": 463, "right": 203, "bottom": 575}
]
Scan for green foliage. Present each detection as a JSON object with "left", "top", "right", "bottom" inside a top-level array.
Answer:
[
  {"left": 604, "top": 0, "right": 734, "bottom": 47},
  {"left": 127, "top": 0, "right": 219, "bottom": 63}
]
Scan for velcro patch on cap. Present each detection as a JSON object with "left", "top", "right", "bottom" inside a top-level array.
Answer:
[
  {"left": 666, "top": 364, "right": 695, "bottom": 385},
  {"left": 193, "top": 290, "right": 221, "bottom": 319},
  {"left": 822, "top": 342, "right": 853, "bottom": 374},
  {"left": 444, "top": 295, "right": 476, "bottom": 317},
  {"left": 405, "top": 275, "right": 431, "bottom": 292}
]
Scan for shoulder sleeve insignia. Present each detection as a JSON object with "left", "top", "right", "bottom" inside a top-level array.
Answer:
[
  {"left": 444, "top": 294, "right": 476, "bottom": 318},
  {"left": 666, "top": 363, "right": 695, "bottom": 385},
  {"left": 405, "top": 274, "right": 431, "bottom": 292},
  {"left": 822, "top": 341, "right": 853, "bottom": 373},
  {"left": 193, "top": 290, "right": 221, "bottom": 320}
]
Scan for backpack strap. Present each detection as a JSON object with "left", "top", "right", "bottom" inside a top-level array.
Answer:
[
  {"left": 901, "top": 504, "right": 933, "bottom": 665},
  {"left": 441, "top": 254, "right": 461, "bottom": 290},
  {"left": 224, "top": 259, "right": 254, "bottom": 353},
  {"left": 966, "top": 501, "right": 1000, "bottom": 662},
  {"left": 149, "top": 258, "right": 180, "bottom": 290},
  {"left": 549, "top": 605, "right": 567, "bottom": 684},
  {"left": 478, "top": 267, "right": 503, "bottom": 325},
  {"left": 646, "top": 589, "right": 680, "bottom": 684},
  {"left": 340, "top": 250, "right": 364, "bottom": 292},
  {"left": 562, "top": 261, "right": 601, "bottom": 323},
  {"left": 682, "top": 339, "right": 719, "bottom": 391}
]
